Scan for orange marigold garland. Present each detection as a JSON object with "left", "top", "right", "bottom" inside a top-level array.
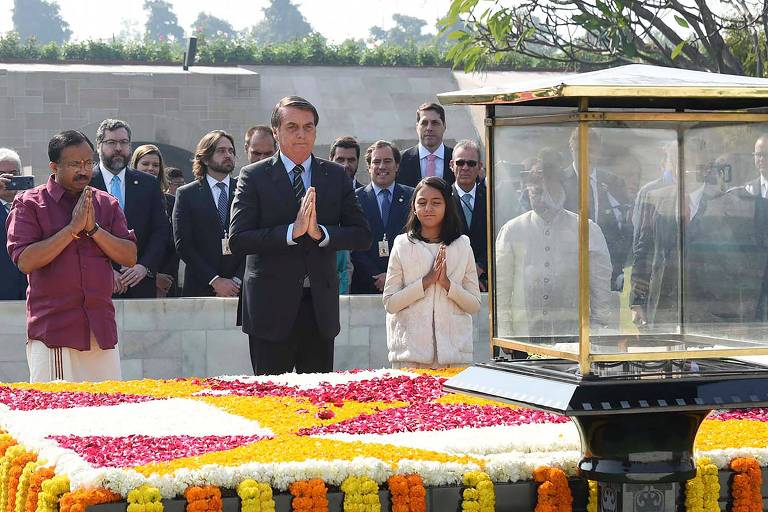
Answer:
[
  {"left": 6, "top": 451, "right": 36, "bottom": 512},
  {"left": 24, "top": 467, "right": 54, "bottom": 512},
  {"left": 14, "top": 461, "right": 39, "bottom": 512},
  {"left": 533, "top": 466, "right": 573, "bottom": 512},
  {"left": 184, "top": 486, "right": 222, "bottom": 512},
  {"left": 586, "top": 481, "right": 597, "bottom": 512},
  {"left": 288, "top": 479, "right": 328, "bottom": 512},
  {"left": 59, "top": 489, "right": 121, "bottom": 512},
  {"left": 387, "top": 475, "right": 426, "bottom": 512},
  {"left": 730, "top": 457, "right": 762, "bottom": 512}
]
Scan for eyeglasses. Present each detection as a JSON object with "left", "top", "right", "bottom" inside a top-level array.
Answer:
[
  {"left": 103, "top": 139, "right": 131, "bottom": 148},
  {"left": 754, "top": 152, "right": 768, "bottom": 159},
  {"left": 63, "top": 159, "right": 95, "bottom": 171},
  {"left": 455, "top": 159, "right": 478, "bottom": 168}
]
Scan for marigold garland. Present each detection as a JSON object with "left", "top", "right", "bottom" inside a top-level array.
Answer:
[
  {"left": 288, "top": 479, "right": 328, "bottom": 512},
  {"left": 533, "top": 466, "right": 572, "bottom": 512},
  {"left": 24, "top": 468, "right": 53, "bottom": 512},
  {"left": 730, "top": 457, "right": 762, "bottom": 512},
  {"left": 340, "top": 476, "right": 379, "bottom": 512},
  {"left": 0, "top": 446, "right": 27, "bottom": 512},
  {"left": 236, "top": 480, "right": 274, "bottom": 512},
  {"left": 6, "top": 451, "right": 36, "bottom": 512},
  {"left": 14, "top": 461, "right": 39, "bottom": 512},
  {"left": 387, "top": 475, "right": 425, "bottom": 512},
  {"left": 461, "top": 471, "right": 494, "bottom": 512},
  {"left": 685, "top": 458, "right": 719, "bottom": 512},
  {"left": 184, "top": 486, "right": 222, "bottom": 512},
  {"left": 127, "top": 485, "right": 163, "bottom": 512},
  {"left": 59, "top": 489, "right": 121, "bottom": 512},
  {"left": 36, "top": 475, "right": 70, "bottom": 512},
  {"left": 586, "top": 481, "right": 597, "bottom": 512}
]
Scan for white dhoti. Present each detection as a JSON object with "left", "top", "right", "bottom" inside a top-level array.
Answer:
[{"left": 26, "top": 333, "right": 122, "bottom": 383}]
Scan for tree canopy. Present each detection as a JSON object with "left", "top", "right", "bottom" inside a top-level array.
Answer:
[
  {"left": 244, "top": 0, "right": 313, "bottom": 44},
  {"left": 144, "top": 0, "right": 185, "bottom": 43},
  {"left": 191, "top": 13, "right": 237, "bottom": 40},
  {"left": 12, "top": 0, "right": 71, "bottom": 44},
  {"left": 369, "top": 14, "right": 435, "bottom": 46},
  {"left": 439, "top": 0, "right": 768, "bottom": 75}
]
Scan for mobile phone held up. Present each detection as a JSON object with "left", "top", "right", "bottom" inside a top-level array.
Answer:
[{"left": 6, "top": 176, "right": 34, "bottom": 191}]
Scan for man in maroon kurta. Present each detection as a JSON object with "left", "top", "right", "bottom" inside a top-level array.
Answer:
[{"left": 6, "top": 130, "right": 137, "bottom": 382}]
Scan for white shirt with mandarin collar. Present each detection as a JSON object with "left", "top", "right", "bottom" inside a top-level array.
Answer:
[
  {"left": 454, "top": 181, "right": 476, "bottom": 210},
  {"left": 280, "top": 152, "right": 330, "bottom": 247},
  {"left": 761, "top": 174, "right": 768, "bottom": 198},
  {"left": 371, "top": 182, "right": 396, "bottom": 220},
  {"left": 101, "top": 167, "right": 126, "bottom": 201},
  {"left": 418, "top": 143, "right": 445, "bottom": 180}
]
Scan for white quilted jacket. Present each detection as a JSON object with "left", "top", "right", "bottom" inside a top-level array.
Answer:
[{"left": 382, "top": 234, "right": 481, "bottom": 365}]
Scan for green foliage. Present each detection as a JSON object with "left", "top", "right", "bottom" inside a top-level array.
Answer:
[
  {"left": 369, "top": 14, "right": 435, "bottom": 46},
  {"left": 0, "top": 31, "right": 570, "bottom": 70},
  {"left": 244, "top": 0, "right": 313, "bottom": 44},
  {"left": 191, "top": 13, "right": 237, "bottom": 39},
  {"left": 12, "top": 0, "right": 71, "bottom": 44},
  {"left": 725, "top": 28, "right": 766, "bottom": 77},
  {"left": 143, "top": 0, "right": 185, "bottom": 43}
]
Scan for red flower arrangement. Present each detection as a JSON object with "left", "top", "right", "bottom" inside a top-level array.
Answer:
[
  {"left": 388, "top": 475, "right": 426, "bottom": 512},
  {"left": 184, "top": 486, "right": 222, "bottom": 512},
  {"left": 730, "top": 457, "right": 762, "bottom": 512},
  {"left": 289, "top": 479, "right": 328, "bottom": 512},
  {"left": 533, "top": 466, "right": 573, "bottom": 512},
  {"left": 59, "top": 489, "right": 122, "bottom": 512}
]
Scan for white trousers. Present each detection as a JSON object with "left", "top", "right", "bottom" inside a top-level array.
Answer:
[{"left": 26, "top": 334, "right": 122, "bottom": 383}]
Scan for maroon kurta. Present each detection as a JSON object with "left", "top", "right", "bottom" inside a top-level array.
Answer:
[{"left": 6, "top": 176, "right": 136, "bottom": 350}]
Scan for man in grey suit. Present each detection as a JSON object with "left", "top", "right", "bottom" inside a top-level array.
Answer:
[{"left": 229, "top": 96, "right": 371, "bottom": 375}]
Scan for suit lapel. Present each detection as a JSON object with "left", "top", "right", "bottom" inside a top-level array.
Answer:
[
  {"left": 387, "top": 184, "right": 409, "bottom": 237},
  {"left": 123, "top": 169, "right": 139, "bottom": 221},
  {"left": 470, "top": 185, "right": 485, "bottom": 232},
  {"left": 363, "top": 185, "right": 384, "bottom": 234},
  {"left": 310, "top": 155, "right": 328, "bottom": 193},
  {"left": 198, "top": 178, "right": 223, "bottom": 235},
  {"left": 268, "top": 155, "right": 299, "bottom": 216},
  {"left": 90, "top": 166, "right": 107, "bottom": 193}
]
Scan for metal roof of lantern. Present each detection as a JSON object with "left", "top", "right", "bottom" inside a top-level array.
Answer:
[{"left": 438, "top": 64, "right": 768, "bottom": 110}]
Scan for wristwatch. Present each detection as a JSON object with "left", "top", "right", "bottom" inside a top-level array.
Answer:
[{"left": 85, "top": 223, "right": 100, "bottom": 237}]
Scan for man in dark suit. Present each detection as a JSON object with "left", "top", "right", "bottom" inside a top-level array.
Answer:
[
  {"left": 0, "top": 149, "right": 28, "bottom": 300},
  {"left": 229, "top": 96, "right": 371, "bottom": 375},
  {"left": 351, "top": 140, "right": 413, "bottom": 294},
  {"left": 330, "top": 136, "right": 364, "bottom": 190},
  {"left": 450, "top": 140, "right": 488, "bottom": 292},
  {"left": 173, "top": 130, "right": 244, "bottom": 297},
  {"left": 398, "top": 102, "right": 455, "bottom": 188},
  {"left": 90, "top": 119, "right": 169, "bottom": 299}
]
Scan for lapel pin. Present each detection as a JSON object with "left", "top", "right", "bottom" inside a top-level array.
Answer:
[
  {"left": 398, "top": 197, "right": 404, "bottom": 203},
  {"left": 133, "top": 180, "right": 138, "bottom": 185}
]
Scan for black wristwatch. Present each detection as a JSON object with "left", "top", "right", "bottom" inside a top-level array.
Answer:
[{"left": 85, "top": 223, "right": 100, "bottom": 237}]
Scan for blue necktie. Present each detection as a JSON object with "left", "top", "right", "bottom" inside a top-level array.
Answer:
[
  {"left": 110, "top": 175, "right": 124, "bottom": 209},
  {"left": 380, "top": 189, "right": 391, "bottom": 226},
  {"left": 461, "top": 193, "right": 473, "bottom": 227},
  {"left": 216, "top": 182, "right": 228, "bottom": 229}
]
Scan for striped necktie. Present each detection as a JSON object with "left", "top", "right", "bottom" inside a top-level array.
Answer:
[
  {"left": 215, "top": 181, "right": 228, "bottom": 229},
  {"left": 292, "top": 165, "right": 306, "bottom": 203}
]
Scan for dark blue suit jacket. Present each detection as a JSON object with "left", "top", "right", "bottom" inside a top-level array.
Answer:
[
  {"left": 90, "top": 164, "right": 170, "bottom": 298},
  {"left": 351, "top": 183, "right": 414, "bottom": 294},
  {"left": 0, "top": 203, "right": 26, "bottom": 300}
]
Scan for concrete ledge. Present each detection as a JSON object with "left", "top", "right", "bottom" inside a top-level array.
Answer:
[{"left": 0, "top": 294, "right": 490, "bottom": 382}]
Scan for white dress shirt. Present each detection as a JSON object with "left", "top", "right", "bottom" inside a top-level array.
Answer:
[
  {"left": 101, "top": 167, "right": 126, "bottom": 202},
  {"left": 206, "top": 173, "right": 229, "bottom": 207},
  {"left": 0, "top": 198, "right": 10, "bottom": 214},
  {"left": 418, "top": 143, "right": 446, "bottom": 180},
  {"left": 495, "top": 208, "right": 615, "bottom": 338},
  {"left": 454, "top": 182, "right": 476, "bottom": 210},
  {"left": 761, "top": 175, "right": 768, "bottom": 198}
]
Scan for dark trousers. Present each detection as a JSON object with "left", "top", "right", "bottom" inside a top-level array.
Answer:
[{"left": 248, "top": 289, "right": 334, "bottom": 375}]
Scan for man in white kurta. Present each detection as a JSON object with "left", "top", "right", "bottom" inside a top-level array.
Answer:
[{"left": 495, "top": 169, "right": 614, "bottom": 339}]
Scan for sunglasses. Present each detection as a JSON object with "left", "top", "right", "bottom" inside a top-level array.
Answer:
[{"left": 455, "top": 159, "right": 478, "bottom": 168}]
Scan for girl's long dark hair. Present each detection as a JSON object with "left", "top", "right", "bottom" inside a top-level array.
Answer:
[{"left": 404, "top": 176, "right": 463, "bottom": 245}]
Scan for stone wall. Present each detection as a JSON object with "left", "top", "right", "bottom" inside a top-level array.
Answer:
[{"left": 0, "top": 294, "right": 491, "bottom": 382}]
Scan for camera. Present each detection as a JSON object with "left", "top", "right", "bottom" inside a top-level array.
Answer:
[{"left": 5, "top": 176, "right": 34, "bottom": 191}]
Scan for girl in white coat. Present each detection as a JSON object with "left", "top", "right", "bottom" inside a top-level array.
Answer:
[{"left": 383, "top": 177, "right": 481, "bottom": 368}]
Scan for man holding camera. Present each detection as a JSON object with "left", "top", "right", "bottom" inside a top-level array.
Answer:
[{"left": 0, "top": 148, "right": 30, "bottom": 300}]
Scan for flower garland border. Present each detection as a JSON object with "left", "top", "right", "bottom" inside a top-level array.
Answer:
[
  {"left": 288, "top": 479, "right": 328, "bottom": 512},
  {"left": 461, "top": 471, "right": 494, "bottom": 512},
  {"left": 24, "top": 467, "right": 53, "bottom": 512},
  {"left": 36, "top": 475, "right": 70, "bottom": 512},
  {"left": 340, "top": 476, "right": 379, "bottom": 512},
  {"left": 184, "top": 486, "right": 222, "bottom": 512},
  {"left": 236, "top": 480, "right": 274, "bottom": 512},
  {"left": 533, "top": 466, "right": 572, "bottom": 512},
  {"left": 59, "top": 488, "right": 122, "bottom": 512},
  {"left": 387, "top": 475, "right": 425, "bottom": 512},
  {"left": 127, "top": 485, "right": 164, "bottom": 512},
  {"left": 730, "top": 457, "right": 762, "bottom": 512}
]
